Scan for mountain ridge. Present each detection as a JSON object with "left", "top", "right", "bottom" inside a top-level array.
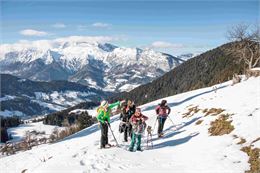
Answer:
[{"left": 0, "top": 39, "right": 184, "bottom": 92}]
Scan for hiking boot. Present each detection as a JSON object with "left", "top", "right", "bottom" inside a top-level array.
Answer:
[
  {"left": 129, "top": 148, "right": 134, "bottom": 152},
  {"left": 136, "top": 147, "right": 143, "bottom": 151},
  {"left": 158, "top": 133, "right": 164, "bottom": 138}
]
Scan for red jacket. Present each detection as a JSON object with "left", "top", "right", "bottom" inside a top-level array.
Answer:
[
  {"left": 155, "top": 105, "right": 171, "bottom": 117},
  {"left": 130, "top": 113, "right": 148, "bottom": 124},
  {"left": 130, "top": 113, "right": 148, "bottom": 134}
]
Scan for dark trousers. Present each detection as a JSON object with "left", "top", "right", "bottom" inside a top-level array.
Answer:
[
  {"left": 158, "top": 117, "right": 167, "bottom": 135},
  {"left": 100, "top": 122, "right": 108, "bottom": 148},
  {"left": 123, "top": 124, "right": 132, "bottom": 142}
]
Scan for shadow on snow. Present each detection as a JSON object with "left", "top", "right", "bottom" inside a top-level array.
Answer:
[
  {"left": 148, "top": 117, "right": 202, "bottom": 149},
  {"left": 142, "top": 85, "right": 228, "bottom": 112},
  {"left": 150, "top": 132, "right": 199, "bottom": 150},
  {"left": 58, "top": 116, "right": 120, "bottom": 143}
]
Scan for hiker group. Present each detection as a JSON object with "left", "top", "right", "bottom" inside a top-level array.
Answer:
[{"left": 96, "top": 99, "right": 171, "bottom": 151}]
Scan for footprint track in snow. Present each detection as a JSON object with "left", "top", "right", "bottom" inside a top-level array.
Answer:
[{"left": 80, "top": 160, "right": 85, "bottom": 166}]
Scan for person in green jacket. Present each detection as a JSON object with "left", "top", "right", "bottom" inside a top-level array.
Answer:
[{"left": 97, "top": 100, "right": 125, "bottom": 148}]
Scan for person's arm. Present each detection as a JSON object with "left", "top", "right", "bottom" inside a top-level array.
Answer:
[
  {"left": 141, "top": 114, "right": 148, "bottom": 121},
  {"left": 96, "top": 110, "right": 105, "bottom": 123},
  {"left": 167, "top": 106, "right": 171, "bottom": 115},
  {"left": 132, "top": 105, "right": 136, "bottom": 114},
  {"left": 130, "top": 116, "right": 136, "bottom": 125},
  {"left": 120, "top": 113, "right": 123, "bottom": 120},
  {"left": 108, "top": 101, "right": 120, "bottom": 109},
  {"left": 107, "top": 115, "right": 111, "bottom": 124},
  {"left": 155, "top": 106, "right": 160, "bottom": 115}
]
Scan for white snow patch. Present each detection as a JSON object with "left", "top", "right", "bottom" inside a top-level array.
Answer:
[
  {"left": 119, "top": 84, "right": 140, "bottom": 92},
  {"left": 6, "top": 121, "right": 64, "bottom": 143},
  {"left": 0, "top": 110, "right": 25, "bottom": 117},
  {"left": 0, "top": 95, "right": 16, "bottom": 102}
]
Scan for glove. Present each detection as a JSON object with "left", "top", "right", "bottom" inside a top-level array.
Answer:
[{"left": 105, "top": 120, "right": 110, "bottom": 126}]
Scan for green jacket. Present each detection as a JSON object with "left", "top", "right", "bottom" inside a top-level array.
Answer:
[{"left": 96, "top": 101, "right": 120, "bottom": 124}]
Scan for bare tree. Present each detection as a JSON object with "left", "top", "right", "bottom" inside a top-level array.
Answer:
[{"left": 227, "top": 23, "right": 260, "bottom": 70}]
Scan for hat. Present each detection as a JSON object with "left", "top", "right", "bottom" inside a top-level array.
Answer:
[
  {"left": 136, "top": 108, "right": 141, "bottom": 113},
  {"left": 100, "top": 100, "right": 108, "bottom": 107},
  {"left": 161, "top": 100, "right": 167, "bottom": 105}
]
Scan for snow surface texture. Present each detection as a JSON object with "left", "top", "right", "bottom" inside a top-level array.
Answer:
[{"left": 1, "top": 77, "right": 259, "bottom": 173}]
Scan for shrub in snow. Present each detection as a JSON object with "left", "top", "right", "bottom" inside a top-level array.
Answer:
[
  {"left": 182, "top": 106, "right": 200, "bottom": 118},
  {"left": 237, "top": 138, "right": 246, "bottom": 145},
  {"left": 203, "top": 108, "right": 225, "bottom": 117},
  {"left": 231, "top": 73, "right": 241, "bottom": 85},
  {"left": 0, "top": 142, "right": 16, "bottom": 155},
  {"left": 245, "top": 68, "right": 260, "bottom": 79},
  {"left": 208, "top": 114, "right": 234, "bottom": 136},
  {"left": 195, "top": 120, "right": 203, "bottom": 125},
  {"left": 241, "top": 146, "right": 260, "bottom": 173}
]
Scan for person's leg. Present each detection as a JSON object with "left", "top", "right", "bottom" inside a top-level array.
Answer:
[
  {"left": 161, "top": 118, "right": 167, "bottom": 134},
  {"left": 129, "top": 133, "right": 136, "bottom": 151},
  {"left": 100, "top": 123, "right": 106, "bottom": 148},
  {"left": 128, "top": 124, "right": 132, "bottom": 139},
  {"left": 158, "top": 117, "right": 163, "bottom": 135},
  {"left": 104, "top": 123, "right": 108, "bottom": 145},
  {"left": 124, "top": 126, "right": 128, "bottom": 142},
  {"left": 136, "top": 134, "right": 142, "bottom": 150}
]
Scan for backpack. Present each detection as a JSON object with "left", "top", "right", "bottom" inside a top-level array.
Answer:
[{"left": 119, "top": 122, "right": 126, "bottom": 133}]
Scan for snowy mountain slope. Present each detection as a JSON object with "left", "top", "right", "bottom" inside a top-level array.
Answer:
[
  {"left": 1, "top": 76, "right": 259, "bottom": 173},
  {"left": 0, "top": 37, "right": 184, "bottom": 92},
  {"left": 0, "top": 74, "right": 106, "bottom": 117},
  {"left": 6, "top": 121, "right": 64, "bottom": 143}
]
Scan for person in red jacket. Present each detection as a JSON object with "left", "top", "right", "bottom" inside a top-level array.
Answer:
[
  {"left": 129, "top": 108, "right": 148, "bottom": 152},
  {"left": 155, "top": 100, "right": 171, "bottom": 138}
]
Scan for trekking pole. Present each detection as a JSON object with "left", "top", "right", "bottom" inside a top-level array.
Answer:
[
  {"left": 147, "top": 133, "right": 153, "bottom": 149},
  {"left": 106, "top": 122, "right": 119, "bottom": 146},
  {"left": 167, "top": 116, "right": 174, "bottom": 125},
  {"left": 167, "top": 116, "right": 176, "bottom": 128}
]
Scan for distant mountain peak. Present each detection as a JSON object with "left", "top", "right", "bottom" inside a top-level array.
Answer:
[{"left": 0, "top": 39, "right": 183, "bottom": 92}]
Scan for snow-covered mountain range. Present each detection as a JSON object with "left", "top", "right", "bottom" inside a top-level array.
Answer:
[
  {"left": 1, "top": 76, "right": 259, "bottom": 173},
  {"left": 0, "top": 36, "right": 184, "bottom": 92}
]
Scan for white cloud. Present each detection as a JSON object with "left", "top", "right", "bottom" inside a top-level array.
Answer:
[
  {"left": 52, "top": 23, "right": 66, "bottom": 28},
  {"left": 150, "top": 41, "right": 183, "bottom": 49},
  {"left": 92, "top": 22, "right": 111, "bottom": 28},
  {"left": 20, "top": 29, "right": 49, "bottom": 36},
  {"left": 0, "top": 35, "right": 122, "bottom": 56},
  {"left": 54, "top": 35, "right": 118, "bottom": 43},
  {"left": 77, "top": 25, "right": 88, "bottom": 30}
]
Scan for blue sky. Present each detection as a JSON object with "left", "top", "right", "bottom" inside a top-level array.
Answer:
[{"left": 0, "top": 0, "right": 259, "bottom": 55}]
